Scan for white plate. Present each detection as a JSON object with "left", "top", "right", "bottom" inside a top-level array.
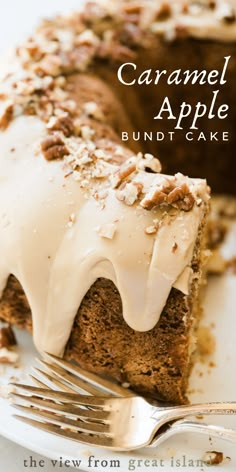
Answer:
[{"left": 0, "top": 228, "right": 236, "bottom": 471}]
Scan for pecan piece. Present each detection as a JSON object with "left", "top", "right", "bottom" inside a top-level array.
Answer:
[
  {"left": 112, "top": 160, "right": 137, "bottom": 188},
  {"left": 203, "top": 451, "right": 224, "bottom": 466},
  {"left": 140, "top": 189, "right": 167, "bottom": 210},
  {"left": 122, "top": 3, "right": 143, "bottom": 15},
  {"left": 47, "top": 115, "right": 75, "bottom": 137},
  {"left": 156, "top": 3, "right": 172, "bottom": 21},
  {"left": 116, "top": 181, "right": 143, "bottom": 206},
  {"left": 0, "top": 348, "right": 19, "bottom": 364},
  {"left": 0, "top": 325, "right": 17, "bottom": 349},
  {"left": 0, "top": 101, "right": 14, "bottom": 130},
  {"left": 167, "top": 183, "right": 195, "bottom": 211},
  {"left": 145, "top": 224, "right": 159, "bottom": 235},
  {"left": 208, "top": 1, "right": 216, "bottom": 10},
  {"left": 41, "top": 134, "right": 69, "bottom": 160}
]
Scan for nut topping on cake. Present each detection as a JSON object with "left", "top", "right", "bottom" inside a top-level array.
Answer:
[
  {"left": 112, "top": 160, "right": 137, "bottom": 188},
  {"left": 47, "top": 114, "right": 75, "bottom": 137},
  {"left": 141, "top": 188, "right": 167, "bottom": 210},
  {"left": 116, "top": 181, "right": 143, "bottom": 206},
  {"left": 0, "top": 101, "right": 14, "bottom": 130},
  {"left": 167, "top": 183, "right": 195, "bottom": 211},
  {"left": 41, "top": 134, "right": 69, "bottom": 160},
  {"left": 145, "top": 220, "right": 159, "bottom": 235},
  {"left": 141, "top": 179, "right": 195, "bottom": 212},
  {"left": 137, "top": 153, "right": 162, "bottom": 173},
  {"left": 155, "top": 3, "right": 172, "bottom": 21}
]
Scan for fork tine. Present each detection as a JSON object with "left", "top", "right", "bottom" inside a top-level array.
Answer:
[
  {"left": 13, "top": 404, "right": 110, "bottom": 434},
  {"left": 44, "top": 352, "right": 134, "bottom": 397},
  {"left": 11, "top": 393, "right": 109, "bottom": 421},
  {"left": 10, "top": 384, "right": 110, "bottom": 407},
  {"left": 37, "top": 361, "right": 106, "bottom": 396},
  {"left": 13, "top": 416, "right": 113, "bottom": 448},
  {"left": 29, "top": 375, "right": 49, "bottom": 389},
  {"left": 31, "top": 368, "right": 79, "bottom": 393}
]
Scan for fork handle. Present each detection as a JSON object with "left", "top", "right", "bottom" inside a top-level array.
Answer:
[
  {"left": 150, "top": 419, "right": 236, "bottom": 448},
  {"left": 152, "top": 401, "right": 236, "bottom": 423}
]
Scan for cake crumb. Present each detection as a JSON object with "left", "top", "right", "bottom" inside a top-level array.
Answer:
[
  {"left": 202, "top": 451, "right": 224, "bottom": 465},
  {"left": 172, "top": 242, "right": 178, "bottom": 253},
  {"left": 121, "top": 382, "right": 130, "bottom": 389},
  {"left": 0, "top": 347, "right": 19, "bottom": 364},
  {"left": 145, "top": 225, "right": 158, "bottom": 235}
]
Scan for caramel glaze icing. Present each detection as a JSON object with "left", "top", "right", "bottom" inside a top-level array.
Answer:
[{"left": 0, "top": 0, "right": 214, "bottom": 355}]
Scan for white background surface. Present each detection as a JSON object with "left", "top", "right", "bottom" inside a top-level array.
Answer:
[{"left": 0, "top": 3, "right": 84, "bottom": 470}]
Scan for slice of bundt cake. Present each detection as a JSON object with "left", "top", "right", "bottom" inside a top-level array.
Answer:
[{"left": 0, "top": 0, "right": 221, "bottom": 403}]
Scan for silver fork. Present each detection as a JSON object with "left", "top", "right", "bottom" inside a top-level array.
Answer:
[
  {"left": 25, "top": 353, "right": 236, "bottom": 448},
  {"left": 10, "top": 383, "right": 236, "bottom": 451}
]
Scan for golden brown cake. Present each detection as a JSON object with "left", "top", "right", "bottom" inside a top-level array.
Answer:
[{"left": 3, "top": 0, "right": 236, "bottom": 403}]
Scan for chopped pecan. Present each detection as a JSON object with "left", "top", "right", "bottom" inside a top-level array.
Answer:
[
  {"left": 0, "top": 325, "right": 17, "bottom": 349},
  {"left": 121, "top": 3, "right": 142, "bottom": 27},
  {"left": 203, "top": 451, "right": 224, "bottom": 466},
  {"left": 75, "top": 30, "right": 99, "bottom": 47},
  {"left": 155, "top": 3, "right": 172, "bottom": 21},
  {"left": 80, "top": 2, "right": 109, "bottom": 25},
  {"left": 41, "top": 134, "right": 69, "bottom": 160},
  {"left": 47, "top": 115, "right": 75, "bottom": 137},
  {"left": 122, "top": 3, "right": 143, "bottom": 15},
  {"left": 145, "top": 225, "right": 158, "bottom": 235},
  {"left": 141, "top": 188, "right": 167, "bottom": 210},
  {"left": 116, "top": 181, "right": 143, "bottom": 206},
  {"left": 167, "top": 183, "right": 195, "bottom": 211},
  {"left": 59, "top": 99, "right": 77, "bottom": 114},
  {"left": 0, "top": 348, "right": 19, "bottom": 364},
  {"left": 0, "top": 101, "right": 14, "bottom": 130},
  {"left": 33, "top": 54, "right": 62, "bottom": 76},
  {"left": 23, "top": 40, "right": 43, "bottom": 61},
  {"left": 112, "top": 160, "right": 137, "bottom": 188},
  {"left": 141, "top": 177, "right": 173, "bottom": 209},
  {"left": 137, "top": 154, "right": 162, "bottom": 173},
  {"left": 208, "top": 1, "right": 216, "bottom": 9}
]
